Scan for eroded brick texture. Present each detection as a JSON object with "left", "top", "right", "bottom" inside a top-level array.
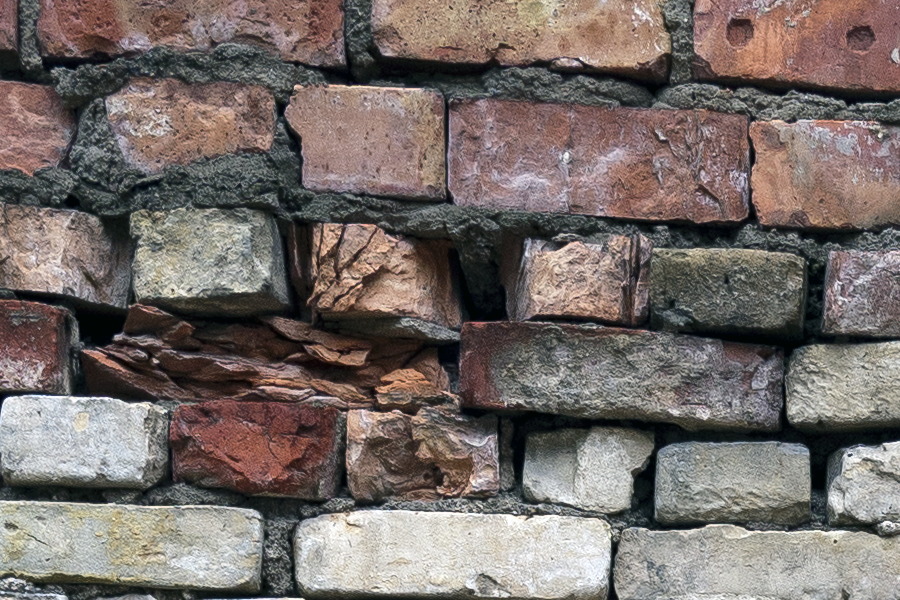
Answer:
[
  {"left": 0, "top": 0, "right": 15, "bottom": 57},
  {"left": 0, "top": 83, "right": 74, "bottom": 176},
  {"left": 823, "top": 250, "right": 900, "bottom": 338},
  {"left": 0, "top": 301, "right": 75, "bottom": 395}
]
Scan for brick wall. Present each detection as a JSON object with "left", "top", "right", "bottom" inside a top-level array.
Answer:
[{"left": 0, "top": 0, "right": 899, "bottom": 598}]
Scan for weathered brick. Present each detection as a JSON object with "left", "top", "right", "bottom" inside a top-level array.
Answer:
[
  {"left": 0, "top": 0, "right": 15, "bottom": 58},
  {"left": 750, "top": 120, "right": 900, "bottom": 230},
  {"left": 823, "top": 250, "right": 900, "bottom": 338},
  {"left": 828, "top": 442, "right": 900, "bottom": 525},
  {"left": 0, "top": 204, "right": 132, "bottom": 310},
  {"left": 0, "top": 82, "right": 74, "bottom": 176},
  {"left": 106, "top": 79, "right": 275, "bottom": 174},
  {"left": 655, "top": 442, "right": 811, "bottom": 525},
  {"left": 286, "top": 85, "right": 446, "bottom": 200},
  {"left": 0, "top": 395, "right": 168, "bottom": 489},
  {"left": 523, "top": 427, "right": 654, "bottom": 513},
  {"left": 346, "top": 408, "right": 499, "bottom": 502},
  {"left": 449, "top": 100, "right": 750, "bottom": 224},
  {"left": 0, "top": 502, "right": 263, "bottom": 590},
  {"left": 503, "top": 236, "right": 650, "bottom": 325},
  {"left": 130, "top": 208, "right": 289, "bottom": 317},
  {"left": 37, "top": 0, "right": 344, "bottom": 66},
  {"left": 460, "top": 322, "right": 783, "bottom": 431},
  {"left": 694, "top": 0, "right": 900, "bottom": 95},
  {"left": 170, "top": 401, "right": 343, "bottom": 500},
  {"left": 295, "top": 511, "right": 612, "bottom": 599},
  {"left": 0, "top": 300, "right": 75, "bottom": 395},
  {"left": 649, "top": 248, "right": 806, "bottom": 339},
  {"left": 372, "top": 0, "right": 671, "bottom": 81}
]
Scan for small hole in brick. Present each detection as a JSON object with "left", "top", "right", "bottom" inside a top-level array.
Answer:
[
  {"left": 726, "top": 18, "right": 754, "bottom": 47},
  {"left": 846, "top": 26, "right": 875, "bottom": 52}
]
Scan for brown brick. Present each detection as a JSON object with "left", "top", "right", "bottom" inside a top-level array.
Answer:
[
  {"left": 449, "top": 100, "right": 750, "bottom": 224},
  {"left": 0, "top": 0, "right": 15, "bottom": 57},
  {"left": 823, "top": 251, "right": 900, "bottom": 338},
  {"left": 694, "top": 0, "right": 900, "bottom": 95},
  {"left": 105, "top": 78, "right": 275, "bottom": 174},
  {"left": 37, "top": 0, "right": 344, "bottom": 66},
  {"left": 372, "top": 0, "right": 671, "bottom": 81},
  {"left": 0, "top": 300, "right": 75, "bottom": 395},
  {"left": 0, "top": 82, "right": 74, "bottom": 176},
  {"left": 751, "top": 120, "right": 900, "bottom": 231},
  {"left": 286, "top": 85, "right": 445, "bottom": 200}
]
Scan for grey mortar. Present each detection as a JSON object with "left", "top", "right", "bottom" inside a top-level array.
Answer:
[{"left": 662, "top": 0, "right": 695, "bottom": 86}]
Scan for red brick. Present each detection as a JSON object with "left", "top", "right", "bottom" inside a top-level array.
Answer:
[
  {"left": 823, "top": 251, "right": 900, "bottom": 338},
  {"left": 105, "top": 78, "right": 275, "bottom": 174},
  {"left": 449, "top": 100, "right": 750, "bottom": 224},
  {"left": 286, "top": 85, "right": 446, "bottom": 200},
  {"left": 0, "top": 300, "right": 75, "bottom": 395},
  {"left": 0, "top": 83, "right": 74, "bottom": 176},
  {"left": 171, "top": 400, "right": 343, "bottom": 499},
  {"left": 37, "top": 0, "right": 344, "bottom": 66},
  {"left": 694, "top": 0, "right": 900, "bottom": 95},
  {"left": 372, "top": 0, "right": 671, "bottom": 81},
  {"left": 0, "top": 0, "right": 15, "bottom": 56},
  {"left": 751, "top": 120, "right": 900, "bottom": 231}
]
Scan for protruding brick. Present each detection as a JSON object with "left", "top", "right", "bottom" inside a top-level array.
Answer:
[
  {"left": 823, "top": 250, "right": 900, "bottom": 338},
  {"left": 0, "top": 0, "right": 15, "bottom": 59},
  {"left": 0, "top": 83, "right": 74, "bottom": 175},
  {"left": 523, "top": 427, "right": 654, "bottom": 513},
  {"left": 655, "top": 442, "right": 811, "bottom": 525},
  {"left": 295, "top": 511, "right": 612, "bottom": 599},
  {"left": 0, "top": 502, "right": 263, "bottom": 590},
  {"left": 0, "top": 395, "right": 168, "bottom": 489},
  {"left": 503, "top": 236, "right": 651, "bottom": 325},
  {"left": 372, "top": 0, "right": 671, "bottom": 81},
  {"left": 106, "top": 79, "right": 275, "bottom": 174},
  {"left": 694, "top": 0, "right": 900, "bottom": 95},
  {"left": 0, "top": 204, "right": 132, "bottom": 310},
  {"left": 130, "top": 208, "right": 289, "bottom": 317},
  {"left": 286, "top": 85, "right": 446, "bottom": 200},
  {"left": 450, "top": 100, "right": 750, "bottom": 224},
  {"left": 37, "top": 0, "right": 344, "bottom": 66},
  {"left": 751, "top": 120, "right": 900, "bottom": 230},
  {"left": 460, "top": 322, "right": 783, "bottom": 431},
  {"left": 828, "top": 442, "right": 900, "bottom": 525},
  {"left": 649, "top": 248, "right": 806, "bottom": 339},
  {"left": 0, "top": 300, "right": 75, "bottom": 395},
  {"left": 346, "top": 408, "right": 499, "bottom": 502},
  {"left": 171, "top": 401, "right": 343, "bottom": 500}
]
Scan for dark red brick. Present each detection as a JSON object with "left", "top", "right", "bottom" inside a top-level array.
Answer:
[
  {"left": 823, "top": 250, "right": 900, "bottom": 338},
  {"left": 0, "top": 300, "right": 75, "bottom": 395},
  {"left": 0, "top": 82, "right": 75, "bottom": 176}
]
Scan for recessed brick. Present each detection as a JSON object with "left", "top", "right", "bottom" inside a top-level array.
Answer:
[
  {"left": 37, "top": 0, "right": 344, "bottom": 66},
  {"left": 372, "top": 0, "right": 671, "bottom": 81},
  {"left": 0, "top": 0, "right": 15, "bottom": 58},
  {"left": 828, "top": 442, "right": 900, "bottom": 525},
  {"left": 106, "top": 78, "right": 275, "bottom": 174},
  {"left": 750, "top": 120, "right": 900, "bottom": 231},
  {"left": 449, "top": 100, "right": 750, "bottom": 224},
  {"left": 823, "top": 250, "right": 900, "bottom": 338},
  {"left": 0, "top": 82, "right": 74, "bottom": 176},
  {"left": 694, "top": 0, "right": 900, "bottom": 95},
  {"left": 0, "top": 300, "right": 75, "bottom": 395},
  {"left": 286, "top": 85, "right": 446, "bottom": 200}
]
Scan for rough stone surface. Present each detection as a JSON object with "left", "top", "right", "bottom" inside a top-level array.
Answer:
[
  {"left": 0, "top": 83, "right": 74, "bottom": 176},
  {"left": 460, "top": 322, "right": 783, "bottom": 431},
  {"left": 0, "top": 395, "right": 168, "bottom": 489},
  {"left": 0, "top": 300, "right": 75, "bottom": 395},
  {"left": 37, "top": 0, "right": 345, "bottom": 66},
  {"left": 655, "top": 442, "right": 811, "bottom": 525},
  {"left": 823, "top": 250, "right": 900, "bottom": 338},
  {"left": 295, "top": 511, "right": 611, "bottom": 599},
  {"left": 449, "top": 100, "right": 751, "bottom": 224},
  {"left": 130, "top": 208, "right": 289, "bottom": 317},
  {"left": 0, "top": 0, "right": 14, "bottom": 57},
  {"left": 694, "top": 0, "right": 900, "bottom": 95},
  {"left": 523, "top": 427, "right": 654, "bottom": 513},
  {"left": 0, "top": 502, "right": 263, "bottom": 591},
  {"left": 170, "top": 400, "right": 343, "bottom": 499},
  {"left": 504, "top": 235, "right": 651, "bottom": 326},
  {"left": 346, "top": 408, "right": 499, "bottom": 502},
  {"left": 649, "top": 248, "right": 806, "bottom": 339},
  {"left": 106, "top": 79, "right": 275, "bottom": 174},
  {"left": 750, "top": 120, "right": 900, "bottom": 230},
  {"left": 372, "top": 0, "right": 671, "bottom": 81},
  {"left": 286, "top": 85, "right": 446, "bottom": 200},
  {"left": 0, "top": 204, "right": 132, "bottom": 310},
  {"left": 615, "top": 525, "right": 900, "bottom": 600},
  {"left": 787, "top": 342, "right": 900, "bottom": 431},
  {"left": 0, "top": 578, "right": 66, "bottom": 600},
  {"left": 827, "top": 442, "right": 900, "bottom": 525}
]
